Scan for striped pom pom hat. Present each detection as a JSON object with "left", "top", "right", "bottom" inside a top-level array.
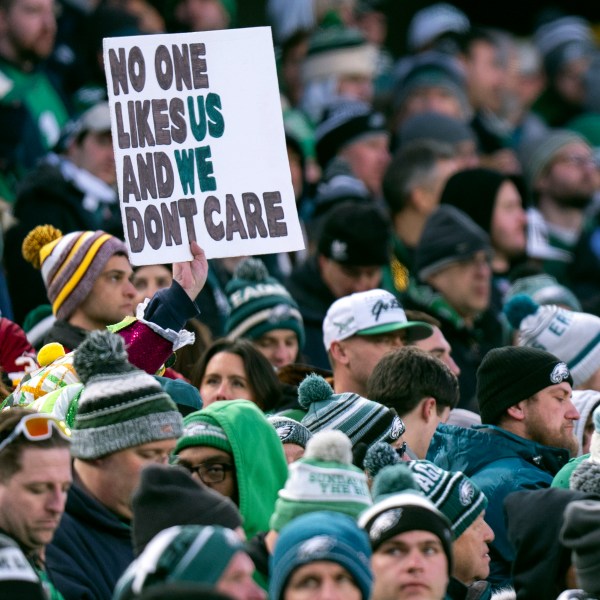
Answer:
[
  {"left": 224, "top": 258, "right": 305, "bottom": 349},
  {"left": 299, "top": 374, "right": 405, "bottom": 453},
  {"left": 71, "top": 329, "right": 182, "bottom": 459},
  {"left": 22, "top": 225, "right": 128, "bottom": 320}
]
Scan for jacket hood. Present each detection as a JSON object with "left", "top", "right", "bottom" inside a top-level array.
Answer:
[{"left": 198, "top": 400, "right": 289, "bottom": 539}]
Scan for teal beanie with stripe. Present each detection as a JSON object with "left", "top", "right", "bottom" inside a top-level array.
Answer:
[{"left": 224, "top": 258, "right": 305, "bottom": 350}]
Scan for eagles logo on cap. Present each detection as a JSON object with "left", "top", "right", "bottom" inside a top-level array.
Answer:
[
  {"left": 330, "top": 240, "right": 349, "bottom": 261},
  {"left": 550, "top": 362, "right": 570, "bottom": 384},
  {"left": 369, "top": 509, "right": 402, "bottom": 543},
  {"left": 297, "top": 535, "right": 336, "bottom": 560}
]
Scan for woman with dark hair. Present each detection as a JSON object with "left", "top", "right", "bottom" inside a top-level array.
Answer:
[{"left": 190, "top": 339, "right": 283, "bottom": 413}]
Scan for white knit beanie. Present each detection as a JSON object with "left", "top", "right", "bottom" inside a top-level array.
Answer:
[{"left": 504, "top": 295, "right": 600, "bottom": 388}]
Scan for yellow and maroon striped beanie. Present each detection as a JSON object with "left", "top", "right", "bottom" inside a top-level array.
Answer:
[{"left": 22, "top": 225, "right": 128, "bottom": 321}]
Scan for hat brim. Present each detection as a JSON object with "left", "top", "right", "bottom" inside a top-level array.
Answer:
[{"left": 356, "top": 321, "right": 433, "bottom": 342}]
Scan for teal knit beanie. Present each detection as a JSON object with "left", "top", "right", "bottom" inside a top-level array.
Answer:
[{"left": 224, "top": 258, "right": 305, "bottom": 349}]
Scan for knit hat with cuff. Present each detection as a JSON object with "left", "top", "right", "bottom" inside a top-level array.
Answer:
[
  {"left": 315, "top": 100, "right": 387, "bottom": 169},
  {"left": 504, "top": 294, "right": 600, "bottom": 388},
  {"left": 71, "top": 330, "right": 183, "bottom": 459},
  {"left": 406, "top": 2, "right": 470, "bottom": 53},
  {"left": 22, "top": 225, "right": 128, "bottom": 320},
  {"left": 224, "top": 258, "right": 304, "bottom": 349},
  {"left": 358, "top": 466, "right": 453, "bottom": 571},
  {"left": 299, "top": 374, "right": 405, "bottom": 462},
  {"left": 270, "top": 430, "right": 372, "bottom": 532},
  {"left": 268, "top": 415, "right": 313, "bottom": 450},
  {"left": 477, "top": 345, "right": 573, "bottom": 425},
  {"left": 270, "top": 511, "right": 373, "bottom": 600},
  {"left": 132, "top": 464, "right": 242, "bottom": 556},
  {"left": 174, "top": 411, "right": 233, "bottom": 456},
  {"left": 113, "top": 525, "right": 245, "bottom": 600},
  {"left": 317, "top": 201, "right": 391, "bottom": 267}
]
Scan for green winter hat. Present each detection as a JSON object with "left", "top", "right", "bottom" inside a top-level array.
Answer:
[
  {"left": 270, "top": 430, "right": 372, "bottom": 532},
  {"left": 174, "top": 411, "right": 233, "bottom": 456},
  {"left": 113, "top": 524, "right": 244, "bottom": 599},
  {"left": 406, "top": 460, "right": 488, "bottom": 538},
  {"left": 71, "top": 330, "right": 183, "bottom": 459},
  {"left": 224, "top": 258, "right": 305, "bottom": 350}
]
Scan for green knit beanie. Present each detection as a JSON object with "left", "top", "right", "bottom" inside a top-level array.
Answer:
[
  {"left": 174, "top": 411, "right": 232, "bottom": 456},
  {"left": 269, "top": 430, "right": 372, "bottom": 532}
]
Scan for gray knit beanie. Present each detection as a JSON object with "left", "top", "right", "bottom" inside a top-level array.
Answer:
[
  {"left": 523, "top": 130, "right": 588, "bottom": 192},
  {"left": 71, "top": 330, "right": 183, "bottom": 459},
  {"left": 560, "top": 499, "right": 600, "bottom": 595}
]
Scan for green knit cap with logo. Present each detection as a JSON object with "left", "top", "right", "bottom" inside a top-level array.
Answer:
[{"left": 174, "top": 411, "right": 233, "bottom": 456}]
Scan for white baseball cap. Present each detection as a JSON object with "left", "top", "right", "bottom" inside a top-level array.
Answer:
[{"left": 322, "top": 289, "right": 433, "bottom": 351}]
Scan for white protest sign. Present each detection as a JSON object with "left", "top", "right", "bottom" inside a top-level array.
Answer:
[{"left": 103, "top": 27, "right": 305, "bottom": 265}]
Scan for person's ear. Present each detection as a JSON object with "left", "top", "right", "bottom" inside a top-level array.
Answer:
[{"left": 421, "top": 397, "right": 437, "bottom": 423}]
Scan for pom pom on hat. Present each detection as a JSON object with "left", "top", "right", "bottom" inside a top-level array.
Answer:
[
  {"left": 371, "top": 464, "right": 421, "bottom": 500},
  {"left": 298, "top": 373, "right": 334, "bottom": 409},
  {"left": 70, "top": 330, "right": 182, "bottom": 459},
  {"left": 232, "top": 257, "right": 270, "bottom": 282},
  {"left": 22, "top": 225, "right": 62, "bottom": 269},
  {"left": 304, "top": 429, "right": 353, "bottom": 464},
  {"left": 363, "top": 441, "right": 400, "bottom": 480},
  {"left": 269, "top": 430, "right": 372, "bottom": 532},
  {"left": 73, "top": 330, "right": 132, "bottom": 384},
  {"left": 37, "top": 342, "right": 65, "bottom": 367},
  {"left": 503, "top": 294, "right": 540, "bottom": 330}
]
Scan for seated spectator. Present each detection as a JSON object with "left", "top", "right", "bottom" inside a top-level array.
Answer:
[
  {"left": 172, "top": 400, "right": 288, "bottom": 541},
  {"left": 224, "top": 258, "right": 305, "bottom": 369},
  {"left": 190, "top": 339, "right": 283, "bottom": 412}
]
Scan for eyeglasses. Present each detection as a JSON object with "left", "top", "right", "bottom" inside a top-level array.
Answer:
[
  {"left": 0, "top": 414, "right": 71, "bottom": 454},
  {"left": 175, "top": 460, "right": 234, "bottom": 485},
  {"left": 554, "top": 154, "right": 598, "bottom": 169}
]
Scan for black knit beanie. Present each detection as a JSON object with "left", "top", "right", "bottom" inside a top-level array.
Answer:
[
  {"left": 317, "top": 201, "right": 391, "bottom": 266},
  {"left": 132, "top": 464, "right": 242, "bottom": 556},
  {"left": 415, "top": 205, "right": 491, "bottom": 281},
  {"left": 440, "top": 168, "right": 526, "bottom": 234},
  {"left": 477, "top": 346, "right": 573, "bottom": 425}
]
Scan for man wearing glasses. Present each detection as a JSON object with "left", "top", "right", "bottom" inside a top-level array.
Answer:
[
  {"left": 524, "top": 129, "right": 599, "bottom": 285},
  {"left": 0, "top": 409, "right": 72, "bottom": 599}
]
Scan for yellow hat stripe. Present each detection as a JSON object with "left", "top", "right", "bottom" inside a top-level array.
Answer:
[
  {"left": 52, "top": 233, "right": 113, "bottom": 315},
  {"left": 39, "top": 236, "right": 64, "bottom": 266},
  {"left": 51, "top": 231, "right": 95, "bottom": 282}
]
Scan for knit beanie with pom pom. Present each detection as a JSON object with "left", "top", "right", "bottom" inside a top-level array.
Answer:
[
  {"left": 299, "top": 374, "right": 405, "bottom": 461},
  {"left": 358, "top": 463, "right": 453, "bottom": 570},
  {"left": 21, "top": 225, "right": 128, "bottom": 320},
  {"left": 71, "top": 329, "right": 182, "bottom": 459},
  {"left": 269, "top": 430, "right": 372, "bottom": 531},
  {"left": 224, "top": 257, "right": 305, "bottom": 348},
  {"left": 504, "top": 293, "right": 600, "bottom": 387}
]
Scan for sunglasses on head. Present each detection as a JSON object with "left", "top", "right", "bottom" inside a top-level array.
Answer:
[{"left": 0, "top": 413, "right": 71, "bottom": 454}]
